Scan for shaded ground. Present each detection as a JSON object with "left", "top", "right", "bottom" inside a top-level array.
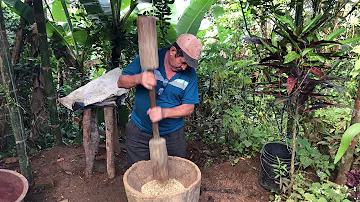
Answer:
[{"left": 1, "top": 140, "right": 272, "bottom": 202}]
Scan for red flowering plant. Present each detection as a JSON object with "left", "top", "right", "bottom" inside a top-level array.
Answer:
[
  {"left": 245, "top": 13, "right": 357, "bottom": 136},
  {"left": 244, "top": 11, "right": 360, "bottom": 187}
]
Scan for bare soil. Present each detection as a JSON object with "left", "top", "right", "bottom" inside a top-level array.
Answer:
[{"left": 1, "top": 140, "right": 272, "bottom": 202}]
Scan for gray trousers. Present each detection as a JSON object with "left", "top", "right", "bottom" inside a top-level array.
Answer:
[{"left": 125, "top": 120, "right": 186, "bottom": 167}]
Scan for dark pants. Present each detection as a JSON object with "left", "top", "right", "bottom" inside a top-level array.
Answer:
[{"left": 125, "top": 120, "right": 186, "bottom": 167}]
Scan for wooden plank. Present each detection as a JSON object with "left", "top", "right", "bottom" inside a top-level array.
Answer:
[
  {"left": 83, "top": 108, "right": 100, "bottom": 178},
  {"left": 104, "top": 106, "right": 115, "bottom": 179}
]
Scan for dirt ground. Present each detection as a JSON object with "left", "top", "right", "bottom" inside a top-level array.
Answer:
[{"left": 1, "top": 140, "right": 272, "bottom": 202}]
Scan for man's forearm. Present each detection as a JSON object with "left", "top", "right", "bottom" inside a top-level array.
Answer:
[
  {"left": 162, "top": 104, "right": 194, "bottom": 119},
  {"left": 117, "top": 74, "right": 141, "bottom": 88}
]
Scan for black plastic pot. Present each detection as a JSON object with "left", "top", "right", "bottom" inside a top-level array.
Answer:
[{"left": 259, "top": 142, "right": 293, "bottom": 191}]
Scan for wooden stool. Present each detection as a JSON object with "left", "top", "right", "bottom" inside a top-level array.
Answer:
[{"left": 82, "top": 105, "right": 120, "bottom": 179}]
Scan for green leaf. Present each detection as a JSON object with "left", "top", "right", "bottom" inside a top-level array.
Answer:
[
  {"left": 300, "top": 156, "right": 313, "bottom": 168},
  {"left": 232, "top": 158, "right": 239, "bottom": 166},
  {"left": 353, "top": 45, "right": 360, "bottom": 54},
  {"left": 303, "top": 193, "right": 317, "bottom": 200},
  {"left": 52, "top": 0, "right": 67, "bottom": 22},
  {"left": 284, "top": 51, "right": 300, "bottom": 64},
  {"left": 244, "top": 140, "right": 252, "bottom": 147},
  {"left": 176, "top": 0, "right": 214, "bottom": 36},
  {"left": 260, "top": 39, "right": 276, "bottom": 54},
  {"left": 73, "top": 29, "right": 90, "bottom": 46},
  {"left": 297, "top": 149, "right": 308, "bottom": 155},
  {"left": 350, "top": 60, "right": 360, "bottom": 78},
  {"left": 318, "top": 197, "right": 327, "bottom": 202},
  {"left": 213, "top": 5, "right": 228, "bottom": 42},
  {"left": 240, "top": 75, "right": 252, "bottom": 87},
  {"left": 46, "top": 22, "right": 66, "bottom": 40},
  {"left": 3, "top": 0, "right": 34, "bottom": 24},
  {"left": 300, "top": 15, "right": 322, "bottom": 36},
  {"left": 160, "top": 24, "right": 178, "bottom": 46},
  {"left": 46, "top": 21, "right": 76, "bottom": 57},
  {"left": 334, "top": 123, "right": 360, "bottom": 164},
  {"left": 301, "top": 48, "right": 314, "bottom": 57},
  {"left": 339, "top": 36, "right": 360, "bottom": 45},
  {"left": 271, "top": 32, "right": 277, "bottom": 47},
  {"left": 326, "top": 27, "right": 346, "bottom": 40},
  {"left": 275, "top": 14, "right": 294, "bottom": 30},
  {"left": 275, "top": 21, "right": 301, "bottom": 51},
  {"left": 79, "top": 0, "right": 105, "bottom": 15}
]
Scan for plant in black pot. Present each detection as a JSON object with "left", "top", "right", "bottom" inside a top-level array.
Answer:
[{"left": 245, "top": 8, "right": 358, "bottom": 191}]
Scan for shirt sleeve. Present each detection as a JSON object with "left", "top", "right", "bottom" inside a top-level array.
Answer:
[
  {"left": 182, "top": 70, "right": 199, "bottom": 104},
  {"left": 121, "top": 56, "right": 142, "bottom": 75}
]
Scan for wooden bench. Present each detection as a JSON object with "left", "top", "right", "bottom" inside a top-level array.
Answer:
[{"left": 82, "top": 104, "right": 121, "bottom": 179}]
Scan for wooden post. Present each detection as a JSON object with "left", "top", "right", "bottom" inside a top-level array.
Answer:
[
  {"left": 113, "top": 108, "right": 121, "bottom": 155},
  {"left": 104, "top": 106, "right": 115, "bottom": 179},
  {"left": 83, "top": 108, "right": 100, "bottom": 178}
]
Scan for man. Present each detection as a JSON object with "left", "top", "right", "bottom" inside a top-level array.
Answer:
[{"left": 117, "top": 34, "right": 202, "bottom": 167}]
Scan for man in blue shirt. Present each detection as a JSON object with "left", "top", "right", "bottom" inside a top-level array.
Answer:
[{"left": 117, "top": 34, "right": 202, "bottom": 167}]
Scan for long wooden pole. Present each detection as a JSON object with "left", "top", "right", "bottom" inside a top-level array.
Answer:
[{"left": 137, "top": 16, "right": 169, "bottom": 181}]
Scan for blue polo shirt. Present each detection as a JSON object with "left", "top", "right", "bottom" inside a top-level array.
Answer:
[{"left": 121, "top": 46, "right": 199, "bottom": 135}]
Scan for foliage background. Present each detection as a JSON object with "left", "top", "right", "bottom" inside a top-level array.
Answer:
[{"left": 0, "top": 0, "right": 360, "bottom": 200}]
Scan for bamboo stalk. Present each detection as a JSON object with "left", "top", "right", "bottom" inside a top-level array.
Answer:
[
  {"left": 33, "top": 0, "right": 63, "bottom": 145},
  {"left": 0, "top": 5, "right": 33, "bottom": 185}
]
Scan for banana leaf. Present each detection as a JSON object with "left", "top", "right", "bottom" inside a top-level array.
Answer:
[
  {"left": 175, "top": 0, "right": 214, "bottom": 36},
  {"left": 52, "top": 0, "right": 67, "bottom": 22},
  {"left": 2, "top": 0, "right": 34, "bottom": 24},
  {"left": 213, "top": 5, "right": 228, "bottom": 42}
]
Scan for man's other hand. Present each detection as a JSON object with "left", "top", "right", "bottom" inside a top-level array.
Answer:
[
  {"left": 140, "top": 71, "right": 157, "bottom": 90},
  {"left": 147, "top": 106, "right": 165, "bottom": 123}
]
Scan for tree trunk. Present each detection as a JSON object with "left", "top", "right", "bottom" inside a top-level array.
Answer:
[
  {"left": 11, "top": 0, "right": 32, "bottom": 64},
  {"left": 336, "top": 79, "right": 360, "bottom": 184},
  {"left": 0, "top": 5, "right": 33, "bottom": 185},
  {"left": 33, "top": 0, "right": 62, "bottom": 145}
]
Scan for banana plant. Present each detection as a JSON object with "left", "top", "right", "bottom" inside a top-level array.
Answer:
[
  {"left": 3, "top": 0, "right": 214, "bottom": 55},
  {"left": 79, "top": 0, "right": 214, "bottom": 67},
  {"left": 175, "top": 0, "right": 214, "bottom": 36},
  {"left": 46, "top": 0, "right": 98, "bottom": 72}
]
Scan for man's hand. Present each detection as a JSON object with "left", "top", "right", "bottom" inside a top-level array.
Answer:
[
  {"left": 147, "top": 106, "right": 165, "bottom": 123},
  {"left": 140, "top": 71, "right": 157, "bottom": 90}
]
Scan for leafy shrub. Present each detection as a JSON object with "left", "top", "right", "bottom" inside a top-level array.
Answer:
[
  {"left": 273, "top": 173, "right": 349, "bottom": 202},
  {"left": 296, "top": 138, "right": 335, "bottom": 180},
  {"left": 222, "top": 104, "right": 280, "bottom": 155}
]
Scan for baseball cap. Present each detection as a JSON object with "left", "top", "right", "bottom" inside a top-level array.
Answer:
[{"left": 176, "top": 34, "right": 203, "bottom": 68}]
